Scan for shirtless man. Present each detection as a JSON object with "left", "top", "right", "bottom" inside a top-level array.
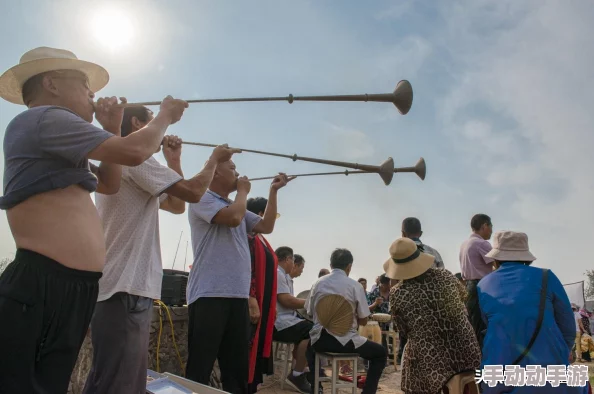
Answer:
[{"left": 0, "top": 47, "right": 187, "bottom": 393}]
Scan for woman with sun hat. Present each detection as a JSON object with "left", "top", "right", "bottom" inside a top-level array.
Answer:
[{"left": 385, "top": 237, "right": 481, "bottom": 394}]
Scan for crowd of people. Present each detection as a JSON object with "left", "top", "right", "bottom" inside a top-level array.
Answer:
[{"left": 0, "top": 46, "right": 590, "bottom": 394}]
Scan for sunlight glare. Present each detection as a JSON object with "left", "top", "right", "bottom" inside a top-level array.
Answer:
[{"left": 91, "top": 7, "right": 135, "bottom": 51}]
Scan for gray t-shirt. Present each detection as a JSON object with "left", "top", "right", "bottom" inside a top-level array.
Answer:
[
  {"left": 1, "top": 106, "right": 114, "bottom": 209},
  {"left": 186, "top": 190, "right": 262, "bottom": 303}
]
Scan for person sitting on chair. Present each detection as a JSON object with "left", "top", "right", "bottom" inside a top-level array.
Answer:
[
  {"left": 305, "top": 248, "right": 387, "bottom": 394},
  {"left": 273, "top": 246, "right": 313, "bottom": 394}
]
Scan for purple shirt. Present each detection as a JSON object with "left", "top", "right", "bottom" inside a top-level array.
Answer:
[{"left": 459, "top": 233, "right": 494, "bottom": 280}]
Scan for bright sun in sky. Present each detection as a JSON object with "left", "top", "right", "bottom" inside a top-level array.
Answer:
[{"left": 90, "top": 7, "right": 135, "bottom": 51}]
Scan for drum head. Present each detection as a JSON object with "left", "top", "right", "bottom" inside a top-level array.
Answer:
[
  {"left": 371, "top": 313, "right": 391, "bottom": 323},
  {"left": 296, "top": 290, "right": 312, "bottom": 322}
]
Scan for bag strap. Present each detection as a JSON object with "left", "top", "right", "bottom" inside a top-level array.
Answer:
[{"left": 511, "top": 268, "right": 549, "bottom": 365}]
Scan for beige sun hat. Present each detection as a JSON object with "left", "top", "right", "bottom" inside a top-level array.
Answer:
[
  {"left": 0, "top": 46, "right": 109, "bottom": 105},
  {"left": 383, "top": 237, "right": 435, "bottom": 280},
  {"left": 485, "top": 230, "right": 536, "bottom": 262}
]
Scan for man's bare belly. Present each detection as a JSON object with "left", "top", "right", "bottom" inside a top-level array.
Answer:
[{"left": 6, "top": 185, "right": 106, "bottom": 272}]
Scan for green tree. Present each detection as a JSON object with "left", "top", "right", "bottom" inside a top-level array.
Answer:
[{"left": 585, "top": 270, "right": 594, "bottom": 300}]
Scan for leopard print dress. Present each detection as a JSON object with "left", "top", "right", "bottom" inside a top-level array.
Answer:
[{"left": 389, "top": 268, "right": 481, "bottom": 394}]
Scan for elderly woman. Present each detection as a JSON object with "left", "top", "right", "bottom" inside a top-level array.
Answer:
[
  {"left": 246, "top": 197, "right": 278, "bottom": 394},
  {"left": 386, "top": 237, "right": 481, "bottom": 394},
  {"left": 477, "top": 231, "right": 588, "bottom": 393}
]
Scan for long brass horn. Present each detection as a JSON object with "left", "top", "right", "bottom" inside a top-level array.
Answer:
[
  {"left": 182, "top": 141, "right": 426, "bottom": 185},
  {"left": 249, "top": 158, "right": 425, "bottom": 185},
  {"left": 115, "top": 80, "right": 413, "bottom": 114}
]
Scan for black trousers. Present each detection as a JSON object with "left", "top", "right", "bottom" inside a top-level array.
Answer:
[
  {"left": 465, "top": 279, "right": 486, "bottom": 348},
  {"left": 186, "top": 297, "right": 250, "bottom": 394},
  {"left": 306, "top": 329, "right": 386, "bottom": 394},
  {"left": 0, "top": 249, "right": 100, "bottom": 394}
]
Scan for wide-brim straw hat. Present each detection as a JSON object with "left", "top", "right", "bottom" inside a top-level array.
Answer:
[
  {"left": 383, "top": 237, "right": 435, "bottom": 280},
  {"left": 316, "top": 294, "right": 353, "bottom": 336},
  {"left": 485, "top": 230, "right": 536, "bottom": 262},
  {"left": 0, "top": 46, "right": 109, "bottom": 105}
]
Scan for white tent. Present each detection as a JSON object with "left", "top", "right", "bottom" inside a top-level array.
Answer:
[{"left": 563, "top": 281, "right": 586, "bottom": 308}]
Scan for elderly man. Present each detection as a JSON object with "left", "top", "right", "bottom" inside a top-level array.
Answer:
[
  {"left": 401, "top": 217, "right": 444, "bottom": 268},
  {"left": 0, "top": 47, "right": 187, "bottom": 393},
  {"left": 306, "top": 249, "right": 387, "bottom": 394},
  {"left": 291, "top": 254, "right": 305, "bottom": 279},
  {"left": 185, "top": 159, "right": 292, "bottom": 394},
  {"left": 459, "top": 213, "right": 494, "bottom": 346},
  {"left": 274, "top": 246, "right": 313, "bottom": 393},
  {"left": 83, "top": 105, "right": 239, "bottom": 394}
]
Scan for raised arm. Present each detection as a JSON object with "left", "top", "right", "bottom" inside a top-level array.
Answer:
[
  {"left": 163, "top": 143, "right": 241, "bottom": 205},
  {"left": 86, "top": 96, "right": 129, "bottom": 194},
  {"left": 211, "top": 178, "right": 251, "bottom": 227},
  {"left": 252, "top": 173, "right": 294, "bottom": 234},
  {"left": 87, "top": 96, "right": 188, "bottom": 166},
  {"left": 90, "top": 163, "right": 120, "bottom": 195}
]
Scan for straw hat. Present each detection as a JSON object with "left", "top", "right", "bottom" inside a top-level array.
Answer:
[
  {"left": 315, "top": 294, "right": 353, "bottom": 336},
  {"left": 383, "top": 237, "right": 435, "bottom": 280},
  {"left": 485, "top": 231, "right": 536, "bottom": 262},
  {"left": 0, "top": 47, "right": 109, "bottom": 105}
]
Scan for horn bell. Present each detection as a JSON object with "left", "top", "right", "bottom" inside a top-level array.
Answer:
[
  {"left": 378, "top": 157, "right": 395, "bottom": 185},
  {"left": 393, "top": 80, "right": 413, "bottom": 115},
  {"left": 414, "top": 157, "right": 426, "bottom": 180}
]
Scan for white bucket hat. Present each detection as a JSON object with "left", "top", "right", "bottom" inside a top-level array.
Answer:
[
  {"left": 383, "top": 237, "right": 435, "bottom": 280},
  {"left": 0, "top": 46, "right": 109, "bottom": 105},
  {"left": 485, "top": 230, "right": 536, "bottom": 262}
]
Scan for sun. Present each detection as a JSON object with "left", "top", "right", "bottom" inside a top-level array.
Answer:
[{"left": 90, "top": 7, "right": 135, "bottom": 51}]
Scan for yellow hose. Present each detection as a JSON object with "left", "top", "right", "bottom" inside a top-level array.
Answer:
[{"left": 154, "top": 300, "right": 185, "bottom": 374}]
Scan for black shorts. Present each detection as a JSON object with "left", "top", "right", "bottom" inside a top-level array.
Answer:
[
  {"left": 273, "top": 320, "right": 313, "bottom": 344},
  {"left": 0, "top": 249, "right": 101, "bottom": 394}
]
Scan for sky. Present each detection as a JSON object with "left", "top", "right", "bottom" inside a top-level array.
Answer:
[{"left": 1, "top": 0, "right": 593, "bottom": 295}]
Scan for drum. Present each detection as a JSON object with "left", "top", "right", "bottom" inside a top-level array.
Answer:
[
  {"left": 371, "top": 313, "right": 391, "bottom": 323},
  {"left": 295, "top": 290, "right": 313, "bottom": 322},
  {"left": 358, "top": 321, "right": 382, "bottom": 344}
]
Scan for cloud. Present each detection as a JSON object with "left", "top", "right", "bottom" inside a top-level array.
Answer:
[
  {"left": 374, "top": 1, "right": 415, "bottom": 20},
  {"left": 433, "top": 0, "right": 594, "bottom": 273},
  {"left": 376, "top": 36, "right": 432, "bottom": 81},
  {"left": 321, "top": 123, "right": 375, "bottom": 161}
]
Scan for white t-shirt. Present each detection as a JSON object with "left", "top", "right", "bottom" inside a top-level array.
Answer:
[
  {"left": 275, "top": 266, "right": 305, "bottom": 331},
  {"left": 95, "top": 156, "right": 183, "bottom": 301},
  {"left": 305, "top": 268, "right": 371, "bottom": 348}
]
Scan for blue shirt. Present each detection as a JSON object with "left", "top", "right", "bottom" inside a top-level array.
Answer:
[
  {"left": 186, "top": 190, "right": 262, "bottom": 303},
  {"left": 478, "top": 263, "right": 587, "bottom": 393}
]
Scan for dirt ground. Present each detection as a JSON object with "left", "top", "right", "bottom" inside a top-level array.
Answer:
[{"left": 258, "top": 360, "right": 403, "bottom": 394}]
